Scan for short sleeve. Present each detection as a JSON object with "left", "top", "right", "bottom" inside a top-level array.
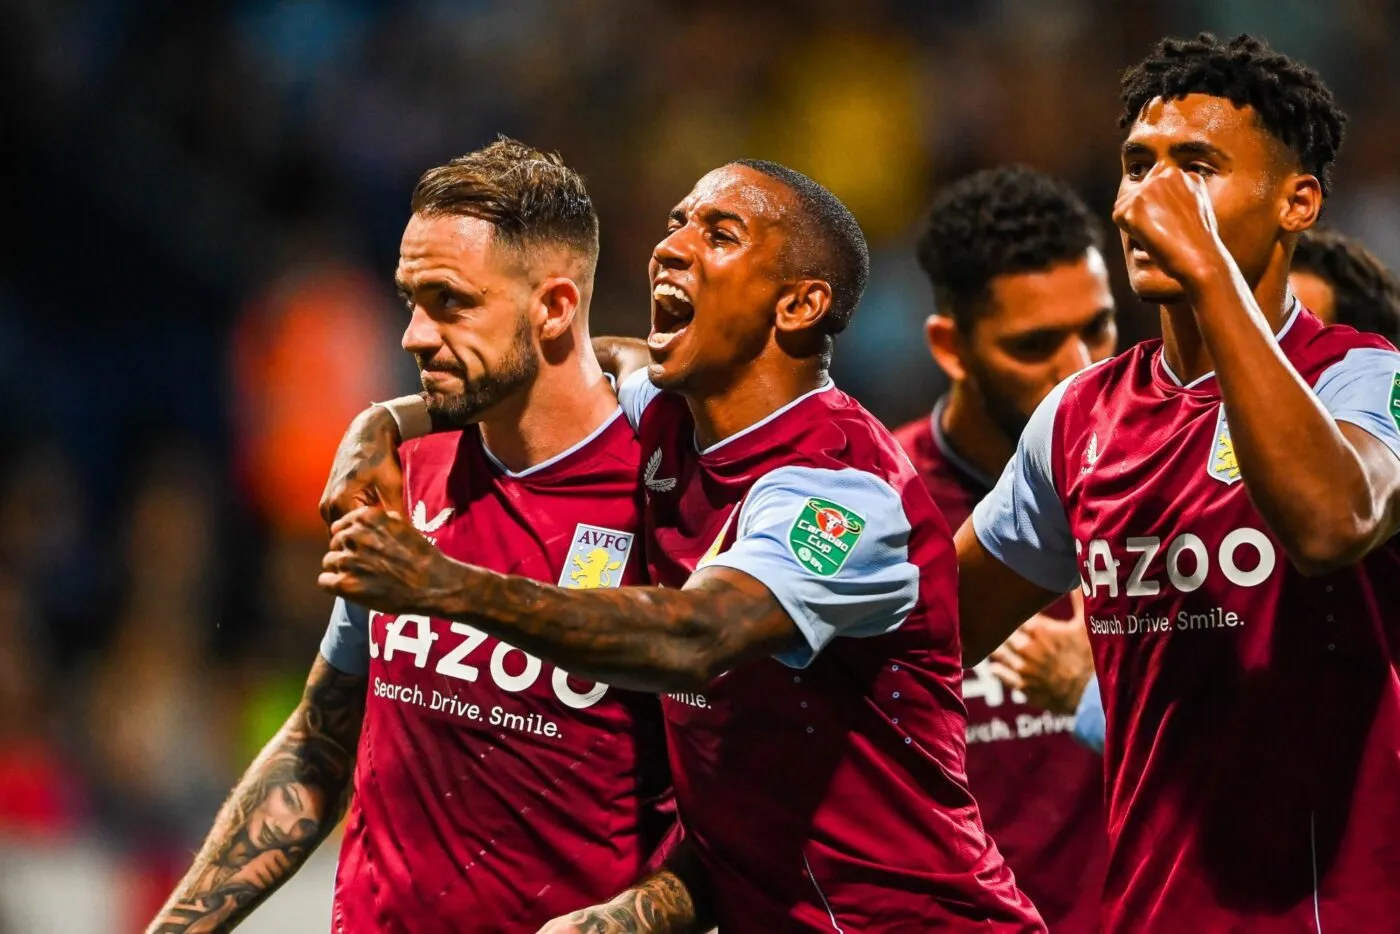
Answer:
[
  {"left": 1313, "top": 347, "right": 1400, "bottom": 462},
  {"left": 618, "top": 369, "right": 664, "bottom": 431},
  {"left": 1072, "top": 675, "right": 1106, "bottom": 754},
  {"left": 320, "top": 598, "right": 371, "bottom": 676},
  {"left": 971, "top": 376, "right": 1080, "bottom": 593},
  {"left": 703, "top": 465, "right": 919, "bottom": 669}
]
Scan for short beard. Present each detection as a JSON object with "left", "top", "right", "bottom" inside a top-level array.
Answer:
[
  {"left": 965, "top": 359, "right": 1031, "bottom": 445},
  {"left": 419, "top": 319, "right": 538, "bottom": 426}
]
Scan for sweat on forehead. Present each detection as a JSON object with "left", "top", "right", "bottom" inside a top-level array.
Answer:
[{"left": 681, "top": 165, "right": 790, "bottom": 221}]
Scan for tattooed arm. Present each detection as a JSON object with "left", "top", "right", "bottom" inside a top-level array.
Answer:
[
  {"left": 318, "top": 506, "right": 800, "bottom": 693},
  {"left": 538, "top": 839, "right": 713, "bottom": 934},
  {"left": 146, "top": 655, "right": 366, "bottom": 933}
]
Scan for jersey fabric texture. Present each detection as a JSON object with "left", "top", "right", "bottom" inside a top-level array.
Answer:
[
  {"left": 321, "top": 411, "right": 673, "bottom": 933},
  {"left": 622, "top": 372, "right": 1044, "bottom": 933},
  {"left": 895, "top": 404, "right": 1107, "bottom": 933},
  {"left": 974, "top": 306, "right": 1400, "bottom": 932}
]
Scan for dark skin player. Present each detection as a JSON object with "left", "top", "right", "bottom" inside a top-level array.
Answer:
[
  {"left": 318, "top": 163, "right": 861, "bottom": 932},
  {"left": 956, "top": 92, "right": 1400, "bottom": 663}
]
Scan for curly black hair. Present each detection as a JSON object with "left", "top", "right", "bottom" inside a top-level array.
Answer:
[
  {"left": 1293, "top": 229, "right": 1400, "bottom": 344},
  {"left": 1120, "top": 33, "right": 1347, "bottom": 196},
  {"left": 916, "top": 166, "right": 1102, "bottom": 329}
]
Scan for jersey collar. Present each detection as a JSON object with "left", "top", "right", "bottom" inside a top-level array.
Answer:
[
  {"left": 696, "top": 379, "right": 837, "bottom": 457},
  {"left": 1156, "top": 294, "right": 1303, "bottom": 392},
  {"left": 930, "top": 396, "right": 998, "bottom": 491},
  {"left": 481, "top": 407, "right": 624, "bottom": 479}
]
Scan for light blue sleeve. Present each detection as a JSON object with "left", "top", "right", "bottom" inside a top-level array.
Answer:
[
  {"left": 704, "top": 465, "right": 919, "bottom": 669},
  {"left": 618, "top": 369, "right": 664, "bottom": 431},
  {"left": 1314, "top": 347, "right": 1400, "bottom": 462},
  {"left": 1072, "top": 675, "right": 1105, "bottom": 754},
  {"left": 320, "top": 597, "right": 371, "bottom": 676},
  {"left": 970, "top": 375, "right": 1080, "bottom": 593}
]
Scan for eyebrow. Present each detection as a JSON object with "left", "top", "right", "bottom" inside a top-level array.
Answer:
[
  {"left": 1121, "top": 139, "right": 1228, "bottom": 162},
  {"left": 669, "top": 206, "right": 749, "bottom": 230},
  {"left": 395, "top": 277, "right": 481, "bottom": 300},
  {"left": 1004, "top": 308, "right": 1115, "bottom": 339}
]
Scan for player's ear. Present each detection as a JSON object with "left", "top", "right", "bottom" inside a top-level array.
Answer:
[
  {"left": 775, "top": 280, "right": 834, "bottom": 337},
  {"left": 536, "top": 277, "right": 584, "bottom": 342},
  {"left": 926, "top": 314, "right": 967, "bottom": 383},
  {"left": 1280, "top": 173, "right": 1322, "bottom": 235}
]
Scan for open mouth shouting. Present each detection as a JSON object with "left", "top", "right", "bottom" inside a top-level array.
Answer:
[{"left": 649, "top": 280, "right": 694, "bottom": 354}]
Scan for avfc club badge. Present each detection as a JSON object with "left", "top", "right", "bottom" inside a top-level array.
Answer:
[
  {"left": 1207, "top": 405, "right": 1242, "bottom": 485},
  {"left": 559, "top": 524, "right": 635, "bottom": 589},
  {"left": 788, "top": 498, "right": 865, "bottom": 577}
]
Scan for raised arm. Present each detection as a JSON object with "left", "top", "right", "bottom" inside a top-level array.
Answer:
[
  {"left": 1115, "top": 167, "right": 1400, "bottom": 574},
  {"left": 1191, "top": 266, "right": 1400, "bottom": 572},
  {"left": 537, "top": 837, "right": 714, "bottom": 934},
  {"left": 147, "top": 655, "right": 365, "bottom": 933}
]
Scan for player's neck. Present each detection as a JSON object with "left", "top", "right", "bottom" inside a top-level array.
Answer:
[
  {"left": 939, "top": 386, "right": 1016, "bottom": 480},
  {"left": 1159, "top": 262, "right": 1294, "bottom": 384},
  {"left": 477, "top": 342, "right": 618, "bottom": 473},
  {"left": 686, "top": 360, "right": 829, "bottom": 452}
]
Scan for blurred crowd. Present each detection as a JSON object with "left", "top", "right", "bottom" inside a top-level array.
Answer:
[{"left": 2, "top": 1, "right": 1399, "bottom": 930}]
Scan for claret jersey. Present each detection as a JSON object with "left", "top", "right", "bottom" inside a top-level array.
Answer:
[
  {"left": 974, "top": 303, "right": 1400, "bottom": 931},
  {"left": 622, "top": 372, "right": 1044, "bottom": 933},
  {"left": 320, "top": 411, "right": 673, "bottom": 933},
  {"left": 895, "top": 404, "right": 1106, "bottom": 933}
]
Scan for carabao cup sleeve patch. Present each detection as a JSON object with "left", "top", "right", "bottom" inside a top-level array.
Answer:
[{"left": 703, "top": 465, "right": 918, "bottom": 668}]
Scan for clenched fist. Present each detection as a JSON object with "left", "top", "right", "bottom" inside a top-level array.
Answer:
[
  {"left": 1114, "top": 165, "right": 1228, "bottom": 290},
  {"left": 318, "top": 506, "right": 460, "bottom": 615}
]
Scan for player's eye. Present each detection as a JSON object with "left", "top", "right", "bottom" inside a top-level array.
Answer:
[
  {"left": 1007, "top": 334, "right": 1057, "bottom": 359},
  {"left": 1125, "top": 161, "right": 1150, "bottom": 180},
  {"left": 1084, "top": 313, "right": 1115, "bottom": 342},
  {"left": 709, "top": 228, "right": 737, "bottom": 245},
  {"left": 1186, "top": 163, "right": 1216, "bottom": 177}
]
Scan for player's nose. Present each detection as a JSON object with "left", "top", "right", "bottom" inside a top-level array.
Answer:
[
  {"left": 401, "top": 305, "right": 441, "bottom": 355},
  {"left": 651, "top": 227, "right": 691, "bottom": 271}
]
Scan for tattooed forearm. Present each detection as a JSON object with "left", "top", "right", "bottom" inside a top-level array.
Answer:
[
  {"left": 146, "top": 656, "right": 366, "bottom": 934},
  {"left": 425, "top": 563, "right": 800, "bottom": 694},
  {"left": 562, "top": 865, "right": 705, "bottom": 934}
]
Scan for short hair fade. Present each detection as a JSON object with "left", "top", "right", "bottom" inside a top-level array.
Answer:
[
  {"left": 1119, "top": 33, "right": 1347, "bottom": 196},
  {"left": 1293, "top": 229, "right": 1400, "bottom": 344},
  {"left": 411, "top": 136, "right": 599, "bottom": 260},
  {"left": 731, "top": 159, "right": 870, "bottom": 337},
  {"left": 916, "top": 166, "right": 1102, "bottom": 329}
]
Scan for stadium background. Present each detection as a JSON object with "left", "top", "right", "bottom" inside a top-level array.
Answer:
[{"left": 1, "top": 1, "right": 1396, "bottom": 930}]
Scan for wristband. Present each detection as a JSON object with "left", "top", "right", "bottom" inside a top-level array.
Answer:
[{"left": 373, "top": 395, "right": 433, "bottom": 441}]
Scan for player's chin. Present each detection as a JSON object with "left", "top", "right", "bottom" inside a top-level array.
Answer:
[
  {"left": 646, "top": 357, "right": 688, "bottom": 391},
  {"left": 644, "top": 332, "right": 694, "bottom": 390},
  {"left": 1128, "top": 269, "right": 1187, "bottom": 305}
]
